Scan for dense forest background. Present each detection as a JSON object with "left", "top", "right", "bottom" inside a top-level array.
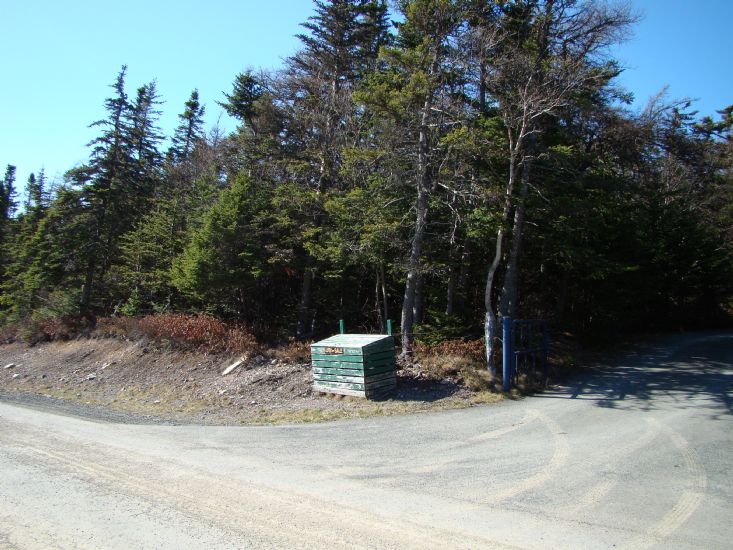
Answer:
[{"left": 1, "top": 0, "right": 731, "bottom": 365}]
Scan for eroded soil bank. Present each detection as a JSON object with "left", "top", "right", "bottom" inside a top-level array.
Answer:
[{"left": 0, "top": 337, "right": 500, "bottom": 424}]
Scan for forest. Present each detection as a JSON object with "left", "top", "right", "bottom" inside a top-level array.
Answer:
[{"left": 1, "top": 0, "right": 731, "bottom": 370}]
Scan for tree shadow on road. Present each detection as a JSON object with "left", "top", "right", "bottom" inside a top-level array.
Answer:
[{"left": 533, "top": 332, "right": 733, "bottom": 418}]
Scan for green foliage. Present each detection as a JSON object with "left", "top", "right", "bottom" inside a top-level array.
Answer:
[
  {"left": 171, "top": 174, "right": 273, "bottom": 318},
  {"left": 2, "top": 2, "right": 731, "bottom": 346}
]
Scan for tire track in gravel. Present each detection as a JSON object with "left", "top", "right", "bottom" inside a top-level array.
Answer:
[{"left": 0, "top": 417, "right": 515, "bottom": 550}]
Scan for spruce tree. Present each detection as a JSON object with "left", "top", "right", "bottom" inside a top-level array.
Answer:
[
  {"left": 0, "top": 164, "right": 18, "bottom": 279},
  {"left": 129, "top": 81, "right": 164, "bottom": 201},
  {"left": 170, "top": 90, "right": 205, "bottom": 163},
  {"left": 171, "top": 173, "right": 273, "bottom": 320}
]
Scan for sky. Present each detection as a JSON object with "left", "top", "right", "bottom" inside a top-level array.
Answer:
[{"left": 1, "top": 0, "right": 732, "bottom": 192}]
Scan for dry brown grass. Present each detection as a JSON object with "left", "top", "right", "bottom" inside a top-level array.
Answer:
[
  {"left": 269, "top": 339, "right": 311, "bottom": 363},
  {"left": 414, "top": 338, "right": 485, "bottom": 362},
  {"left": 416, "top": 339, "right": 498, "bottom": 393}
]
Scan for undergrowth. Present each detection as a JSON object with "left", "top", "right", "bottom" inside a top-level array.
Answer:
[
  {"left": 98, "top": 314, "right": 260, "bottom": 355},
  {"left": 413, "top": 338, "right": 498, "bottom": 392},
  {"left": 2, "top": 313, "right": 263, "bottom": 355}
]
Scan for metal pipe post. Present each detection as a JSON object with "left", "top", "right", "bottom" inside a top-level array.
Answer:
[
  {"left": 339, "top": 319, "right": 345, "bottom": 334},
  {"left": 543, "top": 325, "right": 549, "bottom": 386},
  {"left": 386, "top": 319, "right": 392, "bottom": 336},
  {"left": 502, "top": 316, "right": 512, "bottom": 391}
]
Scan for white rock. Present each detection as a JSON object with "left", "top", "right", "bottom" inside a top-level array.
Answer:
[
  {"left": 3, "top": 363, "right": 15, "bottom": 369},
  {"left": 222, "top": 358, "right": 244, "bottom": 376},
  {"left": 86, "top": 374, "right": 96, "bottom": 381},
  {"left": 12, "top": 373, "right": 21, "bottom": 379}
]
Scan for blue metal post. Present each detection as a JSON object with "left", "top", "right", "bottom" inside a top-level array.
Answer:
[
  {"left": 386, "top": 319, "right": 392, "bottom": 336},
  {"left": 502, "top": 316, "right": 512, "bottom": 391},
  {"left": 339, "top": 319, "right": 345, "bottom": 334},
  {"left": 542, "top": 324, "right": 549, "bottom": 386}
]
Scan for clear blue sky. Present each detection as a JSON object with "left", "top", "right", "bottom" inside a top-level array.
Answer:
[{"left": 1, "top": 1, "right": 731, "bottom": 192}]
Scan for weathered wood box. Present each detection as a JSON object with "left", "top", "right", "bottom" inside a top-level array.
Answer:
[{"left": 311, "top": 334, "right": 396, "bottom": 398}]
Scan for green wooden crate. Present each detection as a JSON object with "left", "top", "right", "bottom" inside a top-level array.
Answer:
[{"left": 311, "top": 334, "right": 396, "bottom": 398}]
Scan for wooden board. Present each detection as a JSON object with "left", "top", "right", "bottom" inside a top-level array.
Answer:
[
  {"left": 311, "top": 349, "right": 395, "bottom": 364},
  {"left": 312, "top": 365, "right": 395, "bottom": 377},
  {"left": 312, "top": 371, "right": 396, "bottom": 385},
  {"left": 311, "top": 334, "right": 394, "bottom": 357},
  {"left": 313, "top": 379, "right": 396, "bottom": 398},
  {"left": 312, "top": 357, "right": 395, "bottom": 371}
]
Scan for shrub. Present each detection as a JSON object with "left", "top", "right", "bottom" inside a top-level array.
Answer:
[
  {"left": 414, "top": 338, "right": 484, "bottom": 363},
  {"left": 270, "top": 339, "right": 311, "bottom": 363},
  {"left": 131, "top": 313, "right": 259, "bottom": 355}
]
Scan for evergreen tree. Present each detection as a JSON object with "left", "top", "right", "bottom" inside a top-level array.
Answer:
[
  {"left": 170, "top": 90, "right": 206, "bottom": 163},
  {"left": 0, "top": 164, "right": 18, "bottom": 279},
  {"left": 218, "top": 71, "right": 263, "bottom": 132},
  {"left": 74, "top": 66, "right": 164, "bottom": 313},
  {"left": 280, "top": 0, "right": 392, "bottom": 337},
  {"left": 355, "top": 0, "right": 465, "bottom": 353},
  {"left": 171, "top": 173, "right": 275, "bottom": 320},
  {"left": 1, "top": 164, "right": 17, "bottom": 227},
  {"left": 129, "top": 81, "right": 164, "bottom": 202}
]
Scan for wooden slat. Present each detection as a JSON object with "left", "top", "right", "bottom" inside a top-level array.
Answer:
[
  {"left": 313, "top": 365, "right": 395, "bottom": 377},
  {"left": 311, "top": 353, "right": 365, "bottom": 363},
  {"left": 312, "top": 357, "right": 395, "bottom": 370},
  {"left": 364, "top": 349, "right": 395, "bottom": 364},
  {"left": 313, "top": 385, "right": 366, "bottom": 397},
  {"left": 311, "top": 346, "right": 363, "bottom": 357},
  {"left": 362, "top": 338, "right": 395, "bottom": 355},
  {"left": 313, "top": 380, "right": 366, "bottom": 391},
  {"left": 313, "top": 381, "right": 396, "bottom": 398},
  {"left": 312, "top": 360, "right": 364, "bottom": 370},
  {"left": 313, "top": 371, "right": 396, "bottom": 385},
  {"left": 365, "top": 376, "right": 396, "bottom": 389}
]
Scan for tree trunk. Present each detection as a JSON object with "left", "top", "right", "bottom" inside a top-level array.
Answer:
[
  {"left": 499, "top": 151, "right": 533, "bottom": 319},
  {"left": 446, "top": 265, "right": 456, "bottom": 316},
  {"left": 413, "top": 273, "right": 424, "bottom": 326},
  {"left": 296, "top": 260, "right": 314, "bottom": 339},
  {"left": 375, "top": 268, "right": 385, "bottom": 333},
  {"left": 380, "top": 263, "right": 389, "bottom": 329},
  {"left": 483, "top": 137, "right": 523, "bottom": 374},
  {"left": 400, "top": 50, "right": 439, "bottom": 356},
  {"left": 400, "top": 185, "right": 427, "bottom": 355},
  {"left": 80, "top": 259, "right": 95, "bottom": 313},
  {"left": 484, "top": 225, "right": 505, "bottom": 377}
]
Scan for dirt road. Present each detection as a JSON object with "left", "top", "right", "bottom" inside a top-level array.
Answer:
[{"left": 1, "top": 331, "right": 731, "bottom": 549}]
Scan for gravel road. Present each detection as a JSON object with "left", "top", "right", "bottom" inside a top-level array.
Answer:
[{"left": 1, "top": 331, "right": 731, "bottom": 549}]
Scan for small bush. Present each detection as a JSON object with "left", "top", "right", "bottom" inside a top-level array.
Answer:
[
  {"left": 271, "top": 339, "right": 311, "bottom": 363},
  {"left": 460, "top": 366, "right": 495, "bottom": 392},
  {"left": 414, "top": 338, "right": 485, "bottom": 363},
  {"left": 131, "top": 313, "right": 259, "bottom": 355},
  {"left": 414, "top": 338, "right": 498, "bottom": 392},
  {"left": 0, "top": 322, "right": 19, "bottom": 344},
  {"left": 33, "top": 314, "right": 94, "bottom": 342}
]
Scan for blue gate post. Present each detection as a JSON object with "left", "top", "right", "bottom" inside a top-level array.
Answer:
[
  {"left": 502, "top": 316, "right": 512, "bottom": 391},
  {"left": 339, "top": 319, "right": 345, "bottom": 334},
  {"left": 542, "top": 324, "right": 549, "bottom": 386}
]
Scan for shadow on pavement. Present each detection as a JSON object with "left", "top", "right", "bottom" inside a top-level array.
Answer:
[{"left": 535, "top": 332, "right": 733, "bottom": 418}]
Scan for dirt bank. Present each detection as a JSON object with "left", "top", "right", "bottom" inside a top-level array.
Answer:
[{"left": 0, "top": 337, "right": 499, "bottom": 424}]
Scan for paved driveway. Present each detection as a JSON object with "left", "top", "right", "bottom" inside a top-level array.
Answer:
[{"left": 1, "top": 331, "right": 731, "bottom": 549}]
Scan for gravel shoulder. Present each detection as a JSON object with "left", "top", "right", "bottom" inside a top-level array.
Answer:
[{"left": 0, "top": 337, "right": 500, "bottom": 425}]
